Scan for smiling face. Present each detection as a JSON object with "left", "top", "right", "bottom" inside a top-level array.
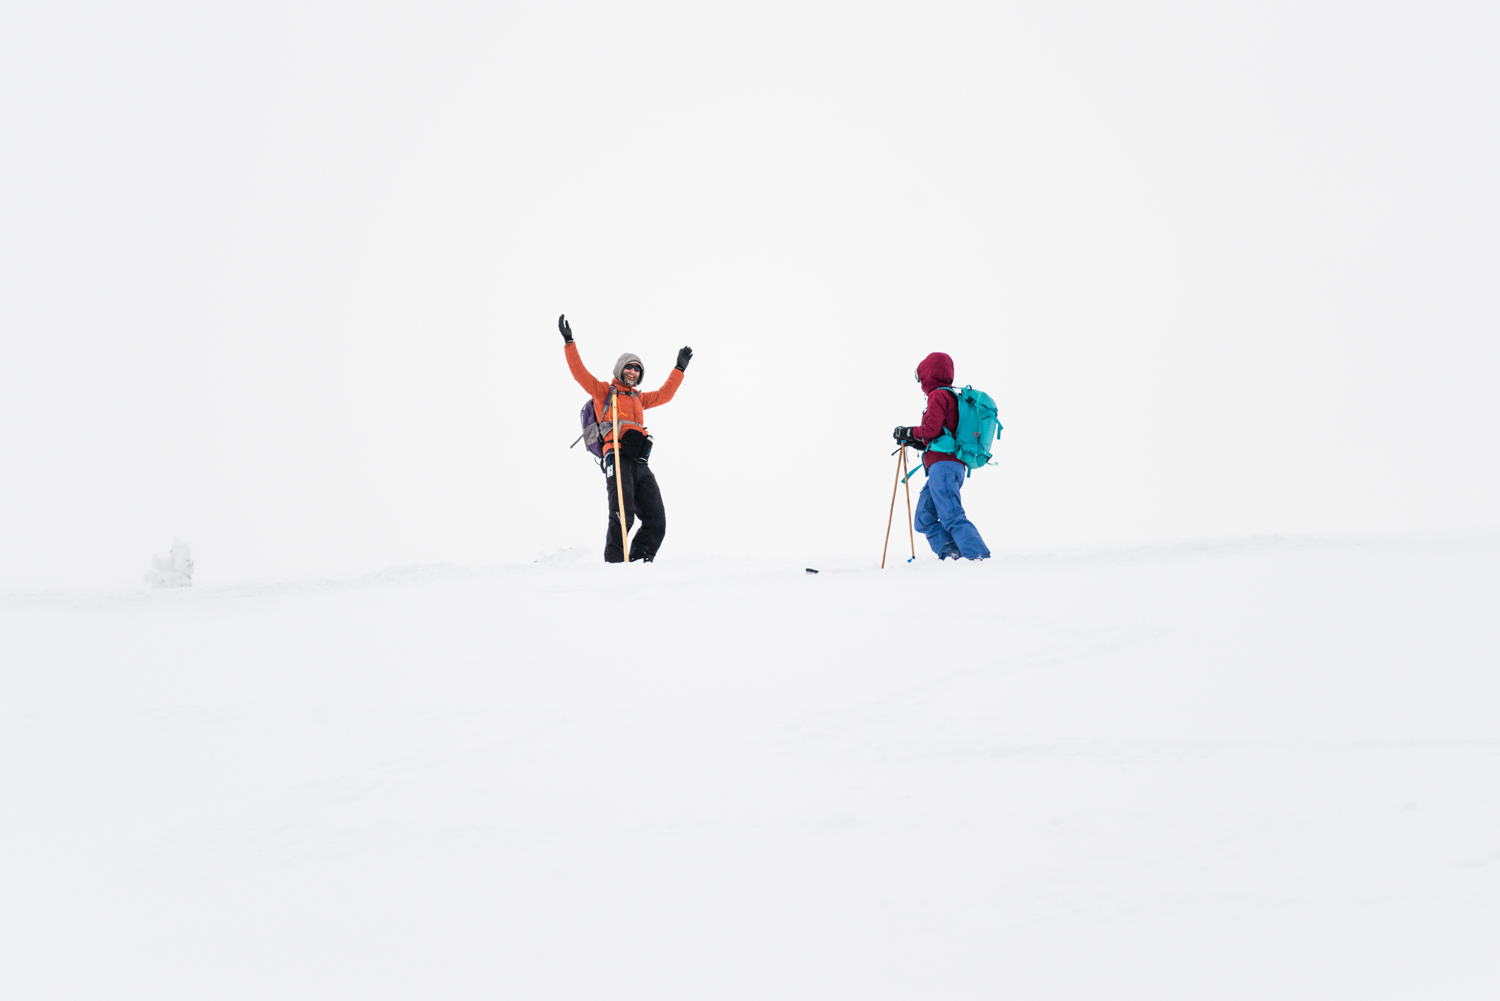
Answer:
[{"left": 621, "top": 363, "right": 641, "bottom": 387}]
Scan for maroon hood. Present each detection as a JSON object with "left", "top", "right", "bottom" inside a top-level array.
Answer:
[{"left": 916, "top": 352, "right": 954, "bottom": 394}]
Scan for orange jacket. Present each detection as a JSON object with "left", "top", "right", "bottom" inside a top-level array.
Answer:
[{"left": 565, "top": 342, "right": 684, "bottom": 454}]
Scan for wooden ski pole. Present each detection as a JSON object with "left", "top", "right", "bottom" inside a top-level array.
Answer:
[
  {"left": 902, "top": 446, "right": 917, "bottom": 561},
  {"left": 881, "top": 446, "right": 903, "bottom": 569},
  {"left": 612, "top": 389, "right": 630, "bottom": 561}
]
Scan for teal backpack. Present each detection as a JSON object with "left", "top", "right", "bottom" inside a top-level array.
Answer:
[{"left": 920, "top": 386, "right": 1003, "bottom": 477}]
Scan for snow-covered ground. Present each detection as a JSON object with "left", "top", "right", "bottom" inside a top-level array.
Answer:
[{"left": 4, "top": 530, "right": 1498, "bottom": 999}]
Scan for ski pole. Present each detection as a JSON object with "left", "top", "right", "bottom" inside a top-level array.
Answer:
[
  {"left": 901, "top": 446, "right": 916, "bottom": 561},
  {"left": 611, "top": 388, "right": 630, "bottom": 561},
  {"left": 881, "top": 446, "right": 903, "bottom": 569}
]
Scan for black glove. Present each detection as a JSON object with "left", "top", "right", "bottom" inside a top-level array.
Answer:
[
  {"left": 675, "top": 346, "right": 693, "bottom": 372},
  {"left": 893, "top": 426, "right": 923, "bottom": 447},
  {"left": 558, "top": 314, "right": 573, "bottom": 343}
]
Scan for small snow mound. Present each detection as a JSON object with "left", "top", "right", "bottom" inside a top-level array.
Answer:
[
  {"left": 533, "top": 547, "right": 589, "bottom": 566},
  {"left": 144, "top": 538, "right": 193, "bottom": 588},
  {"left": 362, "top": 564, "right": 466, "bottom": 584}
]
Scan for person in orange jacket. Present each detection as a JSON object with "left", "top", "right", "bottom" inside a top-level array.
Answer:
[{"left": 559, "top": 314, "right": 692, "bottom": 563}]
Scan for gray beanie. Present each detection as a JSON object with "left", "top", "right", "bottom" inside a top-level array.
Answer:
[{"left": 613, "top": 352, "right": 644, "bottom": 383}]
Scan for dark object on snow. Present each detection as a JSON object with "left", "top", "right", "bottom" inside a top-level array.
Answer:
[
  {"left": 675, "top": 346, "right": 693, "bottom": 372},
  {"left": 805, "top": 568, "right": 818, "bottom": 574},
  {"left": 558, "top": 314, "right": 573, "bottom": 342}
]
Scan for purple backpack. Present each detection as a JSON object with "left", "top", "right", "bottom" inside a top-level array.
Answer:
[
  {"left": 571, "top": 393, "right": 617, "bottom": 470},
  {"left": 576, "top": 398, "right": 605, "bottom": 459}
]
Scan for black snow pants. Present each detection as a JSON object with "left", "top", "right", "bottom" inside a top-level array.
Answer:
[{"left": 603, "top": 451, "right": 666, "bottom": 563}]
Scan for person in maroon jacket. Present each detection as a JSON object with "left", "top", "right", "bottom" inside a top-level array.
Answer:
[{"left": 893, "top": 352, "right": 991, "bottom": 560}]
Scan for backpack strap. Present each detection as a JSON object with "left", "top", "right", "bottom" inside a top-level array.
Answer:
[
  {"left": 925, "top": 386, "right": 962, "bottom": 455},
  {"left": 596, "top": 386, "right": 646, "bottom": 447}
]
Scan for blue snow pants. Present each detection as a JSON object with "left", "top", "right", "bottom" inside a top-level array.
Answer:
[{"left": 913, "top": 460, "right": 990, "bottom": 560}]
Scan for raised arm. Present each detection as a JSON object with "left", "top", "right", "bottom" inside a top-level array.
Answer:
[
  {"left": 641, "top": 346, "right": 691, "bottom": 409},
  {"left": 559, "top": 314, "right": 608, "bottom": 396}
]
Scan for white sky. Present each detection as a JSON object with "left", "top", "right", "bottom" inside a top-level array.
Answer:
[{"left": 2, "top": 0, "right": 1497, "bottom": 590}]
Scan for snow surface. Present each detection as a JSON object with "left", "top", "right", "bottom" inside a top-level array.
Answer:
[{"left": 4, "top": 530, "right": 1498, "bottom": 999}]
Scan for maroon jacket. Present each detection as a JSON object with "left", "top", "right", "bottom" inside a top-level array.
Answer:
[{"left": 914, "top": 352, "right": 964, "bottom": 471}]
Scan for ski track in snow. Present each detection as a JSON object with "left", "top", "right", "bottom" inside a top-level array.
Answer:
[{"left": 2, "top": 529, "right": 1499, "bottom": 999}]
